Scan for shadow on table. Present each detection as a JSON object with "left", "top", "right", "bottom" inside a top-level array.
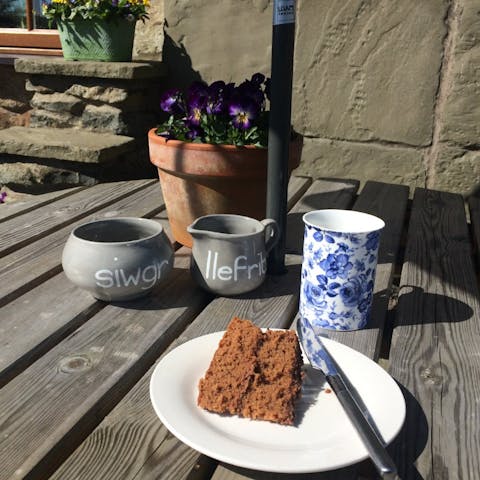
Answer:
[
  {"left": 211, "top": 383, "right": 428, "bottom": 480},
  {"left": 395, "top": 286, "right": 474, "bottom": 325},
  {"left": 111, "top": 262, "right": 303, "bottom": 311},
  {"left": 213, "top": 464, "right": 358, "bottom": 480},
  {"left": 387, "top": 383, "right": 429, "bottom": 480},
  {"left": 285, "top": 180, "right": 358, "bottom": 255},
  {"left": 333, "top": 286, "right": 473, "bottom": 336},
  {"left": 109, "top": 266, "right": 208, "bottom": 311},
  {"left": 226, "top": 263, "right": 303, "bottom": 301}
]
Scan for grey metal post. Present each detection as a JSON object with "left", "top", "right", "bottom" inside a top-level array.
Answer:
[{"left": 267, "top": 0, "right": 296, "bottom": 274}]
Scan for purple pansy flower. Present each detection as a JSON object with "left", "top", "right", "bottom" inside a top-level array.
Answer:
[
  {"left": 160, "top": 88, "right": 183, "bottom": 114},
  {"left": 187, "top": 81, "right": 208, "bottom": 99},
  {"left": 237, "top": 80, "right": 264, "bottom": 108},
  {"left": 206, "top": 81, "right": 227, "bottom": 114},
  {"left": 229, "top": 100, "right": 258, "bottom": 130},
  {"left": 187, "top": 93, "right": 206, "bottom": 126},
  {"left": 186, "top": 127, "right": 204, "bottom": 141},
  {"left": 251, "top": 72, "right": 265, "bottom": 86},
  {"left": 156, "top": 73, "right": 271, "bottom": 146},
  {"left": 0, "top": 191, "right": 6, "bottom": 204}
]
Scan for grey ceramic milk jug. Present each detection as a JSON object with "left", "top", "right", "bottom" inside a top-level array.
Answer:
[{"left": 187, "top": 214, "right": 279, "bottom": 295}]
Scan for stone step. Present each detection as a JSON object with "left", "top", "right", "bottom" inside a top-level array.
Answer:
[
  {"left": 0, "top": 126, "right": 136, "bottom": 164},
  {"left": 15, "top": 57, "right": 166, "bottom": 80}
]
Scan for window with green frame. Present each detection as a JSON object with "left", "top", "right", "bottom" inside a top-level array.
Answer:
[{"left": 0, "top": 0, "right": 61, "bottom": 55}]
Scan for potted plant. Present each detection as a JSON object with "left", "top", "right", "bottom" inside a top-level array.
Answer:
[
  {"left": 148, "top": 73, "right": 302, "bottom": 247},
  {"left": 42, "top": 0, "right": 149, "bottom": 62}
]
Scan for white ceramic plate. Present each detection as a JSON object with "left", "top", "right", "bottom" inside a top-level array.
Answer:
[{"left": 149, "top": 331, "right": 406, "bottom": 473}]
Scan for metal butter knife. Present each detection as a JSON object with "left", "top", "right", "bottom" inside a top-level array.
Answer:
[{"left": 296, "top": 317, "right": 399, "bottom": 480}]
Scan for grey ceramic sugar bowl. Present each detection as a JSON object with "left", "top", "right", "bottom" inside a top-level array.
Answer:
[
  {"left": 62, "top": 217, "right": 174, "bottom": 301},
  {"left": 187, "top": 214, "right": 279, "bottom": 295}
]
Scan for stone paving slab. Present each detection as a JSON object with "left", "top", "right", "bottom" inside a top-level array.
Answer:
[
  {"left": 0, "top": 127, "right": 135, "bottom": 163},
  {"left": 14, "top": 57, "right": 166, "bottom": 80}
]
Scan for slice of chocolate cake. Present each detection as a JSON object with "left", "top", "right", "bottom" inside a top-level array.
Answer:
[
  {"left": 197, "top": 316, "right": 263, "bottom": 415},
  {"left": 197, "top": 317, "right": 303, "bottom": 425}
]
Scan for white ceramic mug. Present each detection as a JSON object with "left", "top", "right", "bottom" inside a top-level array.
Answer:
[{"left": 300, "top": 209, "right": 385, "bottom": 330}]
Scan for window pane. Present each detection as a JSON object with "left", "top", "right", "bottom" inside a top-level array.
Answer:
[
  {"left": 0, "top": 0, "right": 27, "bottom": 28},
  {"left": 33, "top": 0, "right": 55, "bottom": 29}
]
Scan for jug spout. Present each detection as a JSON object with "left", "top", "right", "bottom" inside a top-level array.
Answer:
[
  {"left": 187, "top": 213, "right": 266, "bottom": 241},
  {"left": 186, "top": 217, "right": 209, "bottom": 239}
]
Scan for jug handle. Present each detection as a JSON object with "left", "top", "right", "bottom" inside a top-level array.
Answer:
[{"left": 261, "top": 219, "right": 280, "bottom": 253}]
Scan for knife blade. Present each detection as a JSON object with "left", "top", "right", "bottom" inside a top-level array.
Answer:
[{"left": 297, "top": 316, "right": 399, "bottom": 480}]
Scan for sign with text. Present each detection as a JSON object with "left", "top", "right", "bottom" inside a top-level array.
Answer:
[{"left": 273, "top": 0, "right": 296, "bottom": 25}]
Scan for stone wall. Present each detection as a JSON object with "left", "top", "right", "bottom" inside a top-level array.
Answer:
[
  {"left": 0, "top": 59, "right": 166, "bottom": 192},
  {"left": 2, "top": 0, "right": 479, "bottom": 195},
  {"left": 24, "top": 69, "right": 160, "bottom": 138},
  {"left": 0, "top": 64, "right": 31, "bottom": 129},
  {"left": 161, "top": 0, "right": 480, "bottom": 196},
  {"left": 133, "top": 0, "right": 165, "bottom": 60}
]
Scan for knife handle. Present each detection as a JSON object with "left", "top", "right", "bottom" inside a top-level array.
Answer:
[{"left": 326, "top": 375, "right": 399, "bottom": 480}]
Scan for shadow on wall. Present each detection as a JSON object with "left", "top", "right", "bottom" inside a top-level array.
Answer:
[
  {"left": 162, "top": 29, "right": 203, "bottom": 94},
  {"left": 468, "top": 183, "right": 480, "bottom": 199}
]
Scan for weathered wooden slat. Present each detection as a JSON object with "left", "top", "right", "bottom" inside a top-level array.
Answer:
[
  {"left": 286, "top": 175, "right": 312, "bottom": 211},
  {"left": 0, "top": 272, "right": 104, "bottom": 387},
  {"left": 51, "top": 252, "right": 305, "bottom": 480},
  {"left": 388, "top": 188, "right": 480, "bottom": 479},
  {"left": 0, "top": 202, "right": 175, "bottom": 387},
  {"left": 50, "top": 178, "right": 358, "bottom": 480},
  {"left": 211, "top": 464, "right": 357, "bottom": 480},
  {"left": 210, "top": 181, "right": 409, "bottom": 480},
  {"left": 285, "top": 178, "right": 360, "bottom": 255},
  {"left": 323, "top": 181, "right": 410, "bottom": 360},
  {"left": 0, "top": 186, "right": 82, "bottom": 223},
  {"left": 0, "top": 251, "right": 212, "bottom": 480},
  {"left": 0, "top": 179, "right": 156, "bottom": 258},
  {"left": 0, "top": 182, "right": 166, "bottom": 308}
]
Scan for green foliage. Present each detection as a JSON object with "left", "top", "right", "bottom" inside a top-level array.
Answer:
[{"left": 42, "top": 0, "right": 149, "bottom": 23}]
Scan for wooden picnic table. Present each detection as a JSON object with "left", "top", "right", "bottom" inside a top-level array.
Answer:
[{"left": 1, "top": 176, "right": 479, "bottom": 480}]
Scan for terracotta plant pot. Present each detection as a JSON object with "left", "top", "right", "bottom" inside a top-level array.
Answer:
[{"left": 148, "top": 128, "right": 302, "bottom": 247}]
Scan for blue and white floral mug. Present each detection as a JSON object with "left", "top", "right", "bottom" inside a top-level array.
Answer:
[{"left": 300, "top": 209, "right": 385, "bottom": 331}]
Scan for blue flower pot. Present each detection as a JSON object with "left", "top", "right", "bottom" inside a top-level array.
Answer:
[{"left": 57, "top": 17, "right": 136, "bottom": 62}]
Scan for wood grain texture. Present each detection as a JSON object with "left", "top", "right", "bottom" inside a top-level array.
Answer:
[
  {"left": 212, "top": 181, "right": 409, "bottom": 480},
  {"left": 51, "top": 254, "right": 304, "bottom": 480},
  {"left": 0, "top": 250, "right": 211, "bottom": 480},
  {"left": 322, "top": 181, "right": 410, "bottom": 360},
  {"left": 0, "top": 207, "right": 174, "bottom": 387},
  {"left": 0, "top": 180, "right": 156, "bottom": 258},
  {"left": 0, "top": 182, "right": 166, "bottom": 308},
  {"left": 50, "top": 178, "right": 357, "bottom": 480},
  {"left": 0, "top": 187, "right": 82, "bottom": 223},
  {"left": 286, "top": 176, "right": 313, "bottom": 211},
  {"left": 0, "top": 272, "right": 104, "bottom": 387},
  {"left": 211, "top": 465, "right": 357, "bottom": 480},
  {"left": 178, "top": 180, "right": 362, "bottom": 480},
  {"left": 388, "top": 188, "right": 480, "bottom": 479},
  {"left": 285, "top": 178, "right": 360, "bottom": 255}
]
